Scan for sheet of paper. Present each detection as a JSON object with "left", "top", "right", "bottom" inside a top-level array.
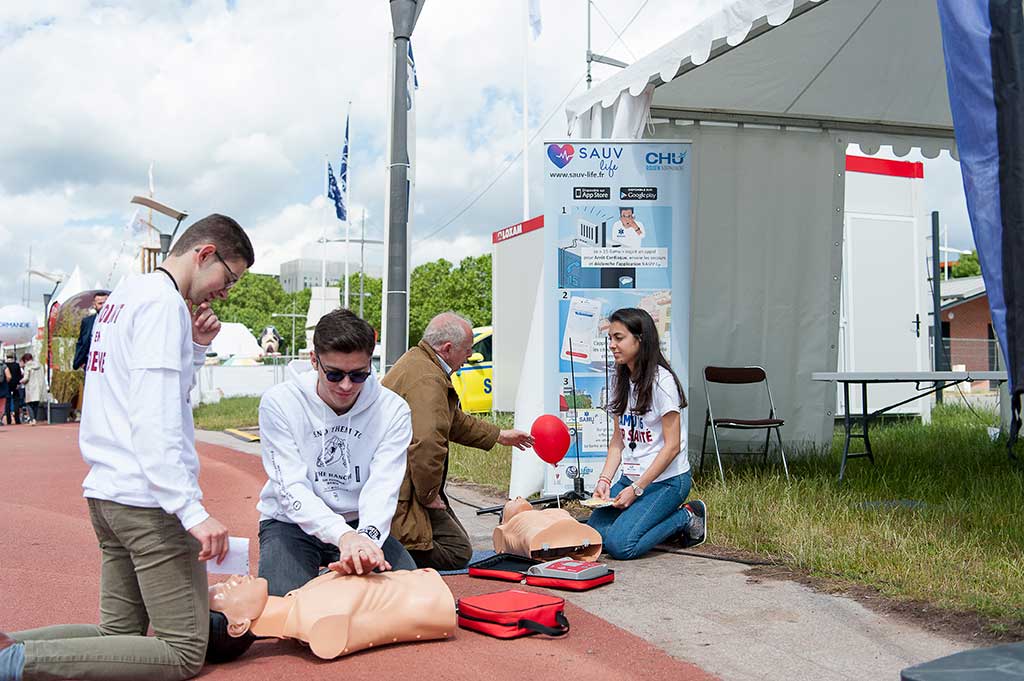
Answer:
[{"left": 206, "top": 536, "right": 250, "bottom": 575}]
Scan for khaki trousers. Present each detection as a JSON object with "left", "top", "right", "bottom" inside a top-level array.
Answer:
[{"left": 13, "top": 499, "right": 208, "bottom": 681}]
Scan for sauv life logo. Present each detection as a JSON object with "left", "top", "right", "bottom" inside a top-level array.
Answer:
[{"left": 547, "top": 143, "right": 575, "bottom": 168}]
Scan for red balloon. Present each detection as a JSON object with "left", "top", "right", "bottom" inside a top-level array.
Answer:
[{"left": 531, "top": 415, "right": 570, "bottom": 464}]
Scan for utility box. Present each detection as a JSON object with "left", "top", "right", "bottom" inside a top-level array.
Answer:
[{"left": 839, "top": 156, "right": 931, "bottom": 417}]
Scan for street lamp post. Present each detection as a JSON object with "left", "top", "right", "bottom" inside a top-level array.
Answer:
[
  {"left": 385, "top": 0, "right": 425, "bottom": 371},
  {"left": 28, "top": 269, "right": 62, "bottom": 424}
]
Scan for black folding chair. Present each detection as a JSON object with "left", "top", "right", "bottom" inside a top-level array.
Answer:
[{"left": 700, "top": 365, "right": 791, "bottom": 485}]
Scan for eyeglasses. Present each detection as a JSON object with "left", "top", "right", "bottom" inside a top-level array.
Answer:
[
  {"left": 212, "top": 251, "right": 241, "bottom": 290},
  {"left": 318, "top": 363, "right": 372, "bottom": 384}
]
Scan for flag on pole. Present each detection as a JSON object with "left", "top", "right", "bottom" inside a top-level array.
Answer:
[
  {"left": 937, "top": 0, "right": 1024, "bottom": 454},
  {"left": 327, "top": 162, "right": 346, "bottom": 222},
  {"left": 406, "top": 43, "right": 419, "bottom": 110},
  {"left": 127, "top": 209, "right": 148, "bottom": 238},
  {"left": 529, "top": 0, "right": 542, "bottom": 40},
  {"left": 338, "top": 114, "right": 349, "bottom": 212},
  {"left": 326, "top": 113, "right": 349, "bottom": 222},
  {"left": 407, "top": 42, "right": 418, "bottom": 203}
]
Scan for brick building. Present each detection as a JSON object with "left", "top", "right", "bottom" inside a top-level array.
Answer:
[{"left": 940, "top": 275, "right": 999, "bottom": 389}]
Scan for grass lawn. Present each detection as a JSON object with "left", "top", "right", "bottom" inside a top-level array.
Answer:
[
  {"left": 694, "top": 403, "right": 1024, "bottom": 629},
  {"left": 193, "top": 396, "right": 260, "bottom": 431},
  {"left": 194, "top": 395, "right": 1023, "bottom": 630},
  {"left": 450, "top": 404, "right": 1023, "bottom": 631}
]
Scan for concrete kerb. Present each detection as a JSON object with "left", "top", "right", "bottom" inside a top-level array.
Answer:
[{"left": 202, "top": 432, "right": 973, "bottom": 681}]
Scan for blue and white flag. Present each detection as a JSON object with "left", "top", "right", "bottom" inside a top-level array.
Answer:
[
  {"left": 327, "top": 161, "right": 345, "bottom": 222},
  {"left": 127, "top": 209, "right": 148, "bottom": 238},
  {"left": 406, "top": 43, "right": 419, "bottom": 111},
  {"left": 529, "top": 0, "right": 542, "bottom": 40},
  {"left": 938, "top": 0, "right": 1024, "bottom": 453},
  {"left": 327, "top": 115, "right": 349, "bottom": 222}
]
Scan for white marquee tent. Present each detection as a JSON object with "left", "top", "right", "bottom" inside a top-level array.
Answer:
[
  {"left": 209, "top": 322, "right": 263, "bottom": 360},
  {"left": 548, "top": 0, "right": 957, "bottom": 461}
]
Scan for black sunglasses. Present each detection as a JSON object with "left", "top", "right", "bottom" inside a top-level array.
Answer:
[{"left": 318, "top": 363, "right": 372, "bottom": 384}]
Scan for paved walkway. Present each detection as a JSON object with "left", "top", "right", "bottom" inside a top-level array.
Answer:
[
  {"left": 1, "top": 424, "right": 711, "bottom": 681},
  {"left": 0, "top": 424, "right": 974, "bottom": 680}
]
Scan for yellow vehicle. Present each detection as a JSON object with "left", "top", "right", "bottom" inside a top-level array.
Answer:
[{"left": 451, "top": 326, "right": 493, "bottom": 413}]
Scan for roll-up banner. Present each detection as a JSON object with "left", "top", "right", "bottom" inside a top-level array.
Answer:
[{"left": 542, "top": 141, "right": 691, "bottom": 493}]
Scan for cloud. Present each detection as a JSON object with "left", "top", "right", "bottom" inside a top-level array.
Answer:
[{"left": 2, "top": 0, "right": 977, "bottom": 317}]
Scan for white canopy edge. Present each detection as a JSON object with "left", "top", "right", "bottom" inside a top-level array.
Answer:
[
  {"left": 652, "top": 116, "right": 959, "bottom": 160},
  {"left": 566, "top": 0, "right": 825, "bottom": 121}
]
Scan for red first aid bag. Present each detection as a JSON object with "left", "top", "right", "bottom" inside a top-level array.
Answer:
[{"left": 456, "top": 589, "right": 570, "bottom": 639}]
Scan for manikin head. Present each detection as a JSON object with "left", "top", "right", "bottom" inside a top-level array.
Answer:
[
  {"left": 423, "top": 312, "right": 474, "bottom": 373},
  {"left": 311, "top": 309, "right": 376, "bottom": 414},
  {"left": 502, "top": 497, "right": 533, "bottom": 523},
  {"left": 209, "top": 575, "right": 269, "bottom": 637}
]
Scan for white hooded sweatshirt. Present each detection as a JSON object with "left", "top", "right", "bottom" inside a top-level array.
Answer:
[{"left": 256, "top": 369, "right": 411, "bottom": 547}]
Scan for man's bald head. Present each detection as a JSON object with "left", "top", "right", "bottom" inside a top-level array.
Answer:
[{"left": 422, "top": 312, "right": 474, "bottom": 372}]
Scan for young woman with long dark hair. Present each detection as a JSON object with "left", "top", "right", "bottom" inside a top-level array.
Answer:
[{"left": 587, "top": 307, "right": 706, "bottom": 560}]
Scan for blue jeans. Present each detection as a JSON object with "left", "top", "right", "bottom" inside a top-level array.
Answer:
[
  {"left": 257, "top": 519, "right": 417, "bottom": 596},
  {"left": 586, "top": 471, "right": 693, "bottom": 560}
]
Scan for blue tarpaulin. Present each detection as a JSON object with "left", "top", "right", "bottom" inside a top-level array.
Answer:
[{"left": 937, "top": 0, "right": 1024, "bottom": 456}]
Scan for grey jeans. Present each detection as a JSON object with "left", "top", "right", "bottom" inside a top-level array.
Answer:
[
  {"left": 257, "top": 518, "right": 417, "bottom": 597},
  {"left": 13, "top": 499, "right": 208, "bottom": 681}
]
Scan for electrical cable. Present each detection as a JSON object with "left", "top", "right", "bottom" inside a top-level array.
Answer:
[
  {"left": 446, "top": 492, "right": 486, "bottom": 510},
  {"left": 651, "top": 546, "right": 776, "bottom": 566}
]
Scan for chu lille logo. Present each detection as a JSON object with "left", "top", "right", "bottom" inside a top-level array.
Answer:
[{"left": 547, "top": 143, "right": 575, "bottom": 169}]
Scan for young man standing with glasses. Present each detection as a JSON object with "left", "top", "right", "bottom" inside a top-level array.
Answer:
[{"left": 256, "top": 309, "right": 416, "bottom": 598}]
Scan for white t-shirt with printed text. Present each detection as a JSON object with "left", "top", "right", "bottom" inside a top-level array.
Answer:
[
  {"left": 617, "top": 365, "right": 689, "bottom": 483},
  {"left": 79, "top": 272, "right": 209, "bottom": 530}
]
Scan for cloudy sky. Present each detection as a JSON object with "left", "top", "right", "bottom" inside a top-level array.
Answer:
[{"left": 2, "top": 0, "right": 973, "bottom": 314}]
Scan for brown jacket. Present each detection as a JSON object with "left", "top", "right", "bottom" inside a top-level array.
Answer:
[{"left": 382, "top": 340, "right": 500, "bottom": 551}]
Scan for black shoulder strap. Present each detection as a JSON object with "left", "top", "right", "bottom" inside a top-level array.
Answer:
[{"left": 517, "top": 611, "right": 569, "bottom": 637}]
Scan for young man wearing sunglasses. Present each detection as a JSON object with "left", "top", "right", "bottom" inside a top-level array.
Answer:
[
  {"left": 255, "top": 309, "right": 416, "bottom": 598},
  {"left": 2, "top": 214, "right": 253, "bottom": 681}
]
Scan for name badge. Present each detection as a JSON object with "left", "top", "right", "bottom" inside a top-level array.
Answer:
[{"left": 621, "top": 462, "right": 643, "bottom": 478}]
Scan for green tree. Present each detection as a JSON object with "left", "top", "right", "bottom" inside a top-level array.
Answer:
[
  {"left": 210, "top": 273, "right": 314, "bottom": 355},
  {"left": 951, "top": 250, "right": 982, "bottom": 278},
  {"left": 408, "top": 254, "right": 492, "bottom": 344}
]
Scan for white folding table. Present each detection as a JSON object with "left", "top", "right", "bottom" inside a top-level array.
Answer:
[{"left": 811, "top": 371, "right": 1007, "bottom": 480}]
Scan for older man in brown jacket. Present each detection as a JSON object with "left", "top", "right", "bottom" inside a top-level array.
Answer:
[{"left": 382, "top": 312, "right": 533, "bottom": 570}]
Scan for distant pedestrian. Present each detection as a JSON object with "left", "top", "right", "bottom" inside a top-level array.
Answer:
[
  {"left": 73, "top": 291, "right": 110, "bottom": 372},
  {"left": 21, "top": 353, "right": 44, "bottom": 424},
  {"left": 4, "top": 352, "right": 24, "bottom": 425},
  {"left": 0, "top": 358, "right": 9, "bottom": 428}
]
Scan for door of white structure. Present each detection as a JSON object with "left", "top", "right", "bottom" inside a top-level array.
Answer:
[{"left": 838, "top": 156, "right": 930, "bottom": 417}]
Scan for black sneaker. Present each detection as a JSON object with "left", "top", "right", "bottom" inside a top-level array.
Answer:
[{"left": 680, "top": 499, "right": 706, "bottom": 548}]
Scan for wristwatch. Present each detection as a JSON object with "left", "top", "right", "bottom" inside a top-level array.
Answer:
[{"left": 631, "top": 482, "right": 644, "bottom": 497}]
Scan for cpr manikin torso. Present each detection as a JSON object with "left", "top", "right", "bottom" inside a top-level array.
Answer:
[
  {"left": 492, "top": 498, "right": 602, "bottom": 561},
  {"left": 209, "top": 570, "right": 456, "bottom": 660}
]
